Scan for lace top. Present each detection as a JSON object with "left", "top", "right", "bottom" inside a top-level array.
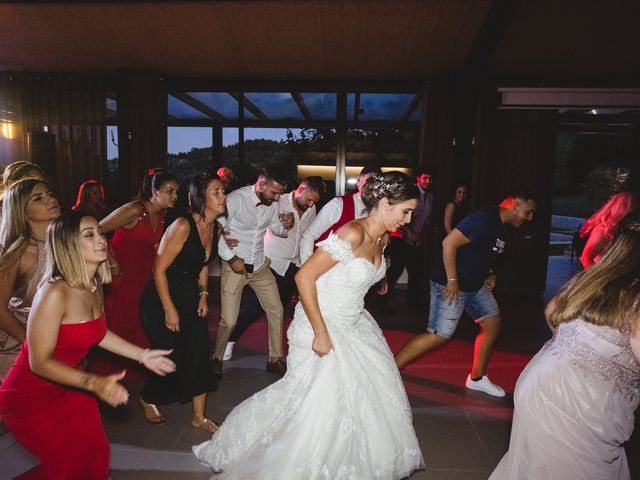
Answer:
[
  {"left": 549, "top": 319, "right": 640, "bottom": 399},
  {"left": 313, "top": 233, "right": 386, "bottom": 323}
]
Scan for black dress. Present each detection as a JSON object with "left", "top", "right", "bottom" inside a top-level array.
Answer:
[{"left": 140, "top": 215, "right": 217, "bottom": 405}]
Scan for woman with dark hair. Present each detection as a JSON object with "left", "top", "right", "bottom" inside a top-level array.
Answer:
[
  {"left": 0, "top": 211, "right": 175, "bottom": 479},
  {"left": 139, "top": 173, "right": 226, "bottom": 432},
  {"left": 0, "top": 178, "right": 60, "bottom": 379},
  {"left": 490, "top": 210, "right": 640, "bottom": 480},
  {"left": 71, "top": 179, "right": 107, "bottom": 220},
  {"left": 194, "top": 171, "right": 424, "bottom": 479},
  {"left": 89, "top": 168, "right": 179, "bottom": 379},
  {"left": 443, "top": 183, "right": 469, "bottom": 234}
]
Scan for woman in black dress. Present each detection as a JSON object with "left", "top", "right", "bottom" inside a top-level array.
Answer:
[{"left": 139, "top": 173, "right": 226, "bottom": 433}]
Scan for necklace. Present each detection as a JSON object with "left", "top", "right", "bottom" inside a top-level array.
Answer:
[{"left": 90, "top": 277, "right": 98, "bottom": 293}]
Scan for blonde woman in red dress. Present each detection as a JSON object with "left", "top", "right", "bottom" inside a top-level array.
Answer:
[{"left": 0, "top": 211, "right": 175, "bottom": 479}]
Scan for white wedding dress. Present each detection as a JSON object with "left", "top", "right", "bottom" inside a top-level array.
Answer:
[{"left": 194, "top": 233, "right": 424, "bottom": 479}]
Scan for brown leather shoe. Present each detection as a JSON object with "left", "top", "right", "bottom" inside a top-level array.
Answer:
[
  {"left": 266, "top": 357, "right": 287, "bottom": 377},
  {"left": 139, "top": 398, "right": 166, "bottom": 425},
  {"left": 211, "top": 358, "right": 223, "bottom": 381}
]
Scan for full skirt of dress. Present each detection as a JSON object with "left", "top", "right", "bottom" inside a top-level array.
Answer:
[{"left": 194, "top": 301, "right": 423, "bottom": 479}]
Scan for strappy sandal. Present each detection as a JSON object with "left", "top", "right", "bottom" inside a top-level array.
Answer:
[
  {"left": 139, "top": 398, "right": 166, "bottom": 425},
  {"left": 191, "top": 418, "right": 219, "bottom": 433}
]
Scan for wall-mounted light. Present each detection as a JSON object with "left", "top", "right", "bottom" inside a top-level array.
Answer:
[{"left": 1, "top": 122, "right": 16, "bottom": 139}]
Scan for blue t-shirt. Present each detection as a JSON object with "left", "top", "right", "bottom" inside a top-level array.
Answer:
[{"left": 431, "top": 207, "right": 506, "bottom": 292}]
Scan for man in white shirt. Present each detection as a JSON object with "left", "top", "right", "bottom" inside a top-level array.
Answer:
[
  {"left": 224, "top": 176, "right": 326, "bottom": 361},
  {"left": 299, "top": 166, "right": 381, "bottom": 264},
  {"left": 213, "top": 168, "right": 293, "bottom": 379}
]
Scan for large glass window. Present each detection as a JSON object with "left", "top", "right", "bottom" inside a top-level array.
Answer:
[
  {"left": 167, "top": 127, "right": 213, "bottom": 195},
  {"left": 242, "top": 128, "right": 337, "bottom": 189},
  {"left": 165, "top": 87, "right": 421, "bottom": 194},
  {"left": 345, "top": 128, "right": 418, "bottom": 193}
]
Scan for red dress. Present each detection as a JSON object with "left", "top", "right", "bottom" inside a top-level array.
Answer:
[
  {"left": 91, "top": 202, "right": 165, "bottom": 379},
  {"left": 0, "top": 316, "right": 109, "bottom": 479}
]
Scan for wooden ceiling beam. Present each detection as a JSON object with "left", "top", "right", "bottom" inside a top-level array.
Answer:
[
  {"left": 228, "top": 93, "right": 270, "bottom": 122},
  {"left": 354, "top": 93, "right": 361, "bottom": 122},
  {"left": 171, "top": 92, "right": 228, "bottom": 122},
  {"left": 291, "top": 92, "right": 313, "bottom": 121},
  {"left": 400, "top": 94, "right": 422, "bottom": 122}
]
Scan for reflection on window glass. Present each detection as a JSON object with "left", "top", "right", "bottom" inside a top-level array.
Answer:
[
  {"left": 106, "top": 94, "right": 117, "bottom": 122},
  {"left": 347, "top": 93, "right": 418, "bottom": 122},
  {"left": 345, "top": 128, "right": 418, "bottom": 193},
  {"left": 168, "top": 95, "right": 211, "bottom": 120},
  {"left": 188, "top": 92, "right": 238, "bottom": 119},
  {"left": 244, "top": 93, "right": 304, "bottom": 121},
  {"left": 299, "top": 93, "right": 337, "bottom": 120}
]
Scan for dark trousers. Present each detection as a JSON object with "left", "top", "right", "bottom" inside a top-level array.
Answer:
[
  {"left": 381, "top": 236, "right": 428, "bottom": 307},
  {"left": 229, "top": 262, "right": 299, "bottom": 343}
]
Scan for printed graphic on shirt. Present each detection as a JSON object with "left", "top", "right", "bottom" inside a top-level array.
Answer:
[{"left": 493, "top": 238, "right": 506, "bottom": 254}]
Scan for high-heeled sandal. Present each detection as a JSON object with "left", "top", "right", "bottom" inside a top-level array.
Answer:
[
  {"left": 139, "top": 398, "right": 166, "bottom": 425},
  {"left": 191, "top": 418, "right": 218, "bottom": 433}
]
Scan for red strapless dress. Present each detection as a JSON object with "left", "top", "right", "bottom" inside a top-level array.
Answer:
[
  {"left": 0, "top": 316, "right": 109, "bottom": 479},
  {"left": 90, "top": 203, "right": 165, "bottom": 380}
]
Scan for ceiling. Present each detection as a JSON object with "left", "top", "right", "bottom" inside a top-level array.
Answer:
[{"left": 0, "top": 0, "right": 639, "bottom": 84}]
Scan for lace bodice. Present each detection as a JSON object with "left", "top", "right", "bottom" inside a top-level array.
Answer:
[
  {"left": 549, "top": 319, "right": 640, "bottom": 399},
  {"left": 313, "top": 233, "right": 386, "bottom": 322}
]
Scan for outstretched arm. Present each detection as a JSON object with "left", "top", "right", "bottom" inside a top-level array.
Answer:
[
  {"left": 27, "top": 283, "right": 130, "bottom": 407},
  {"left": 99, "top": 201, "right": 142, "bottom": 234}
]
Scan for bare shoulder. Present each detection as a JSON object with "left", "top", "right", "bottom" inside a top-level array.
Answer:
[
  {"left": 336, "top": 221, "right": 366, "bottom": 250},
  {"left": 165, "top": 216, "right": 191, "bottom": 237},
  {"left": 32, "top": 278, "right": 68, "bottom": 308}
]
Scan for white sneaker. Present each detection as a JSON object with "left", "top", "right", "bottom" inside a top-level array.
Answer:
[
  {"left": 223, "top": 342, "right": 235, "bottom": 361},
  {"left": 465, "top": 374, "right": 505, "bottom": 397}
]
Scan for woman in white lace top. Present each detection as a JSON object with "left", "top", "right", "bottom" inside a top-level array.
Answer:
[
  {"left": 194, "top": 171, "right": 425, "bottom": 479},
  {"left": 491, "top": 210, "right": 640, "bottom": 480}
]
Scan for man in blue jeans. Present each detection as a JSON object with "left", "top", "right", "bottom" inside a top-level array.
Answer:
[{"left": 394, "top": 187, "right": 537, "bottom": 397}]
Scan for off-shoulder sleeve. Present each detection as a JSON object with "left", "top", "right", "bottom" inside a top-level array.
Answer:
[{"left": 316, "top": 232, "right": 355, "bottom": 264}]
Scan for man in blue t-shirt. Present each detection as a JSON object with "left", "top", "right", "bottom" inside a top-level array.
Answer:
[{"left": 394, "top": 188, "right": 537, "bottom": 397}]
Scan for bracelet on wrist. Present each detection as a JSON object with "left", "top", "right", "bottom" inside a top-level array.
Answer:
[
  {"left": 138, "top": 348, "right": 149, "bottom": 364},
  {"left": 226, "top": 255, "right": 238, "bottom": 264},
  {"left": 448, "top": 278, "right": 458, "bottom": 281},
  {"left": 199, "top": 291, "right": 209, "bottom": 296}
]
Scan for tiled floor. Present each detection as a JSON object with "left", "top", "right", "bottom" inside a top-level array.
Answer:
[{"left": 1, "top": 255, "right": 639, "bottom": 479}]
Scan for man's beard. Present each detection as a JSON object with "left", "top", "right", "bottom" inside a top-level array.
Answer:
[
  {"left": 258, "top": 191, "right": 273, "bottom": 205},
  {"left": 295, "top": 198, "right": 309, "bottom": 211}
]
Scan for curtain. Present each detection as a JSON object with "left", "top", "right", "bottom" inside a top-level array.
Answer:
[{"left": 3, "top": 72, "right": 106, "bottom": 207}]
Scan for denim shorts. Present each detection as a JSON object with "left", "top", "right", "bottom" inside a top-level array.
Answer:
[{"left": 427, "top": 280, "right": 500, "bottom": 339}]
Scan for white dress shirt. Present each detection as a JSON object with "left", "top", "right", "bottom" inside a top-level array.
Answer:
[
  {"left": 299, "top": 193, "right": 367, "bottom": 264},
  {"left": 264, "top": 192, "right": 317, "bottom": 276},
  {"left": 218, "top": 185, "right": 288, "bottom": 271}
]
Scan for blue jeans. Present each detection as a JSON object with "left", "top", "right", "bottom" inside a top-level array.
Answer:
[{"left": 427, "top": 280, "right": 500, "bottom": 339}]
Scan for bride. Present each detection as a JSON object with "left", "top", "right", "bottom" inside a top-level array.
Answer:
[{"left": 194, "top": 171, "right": 424, "bottom": 479}]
